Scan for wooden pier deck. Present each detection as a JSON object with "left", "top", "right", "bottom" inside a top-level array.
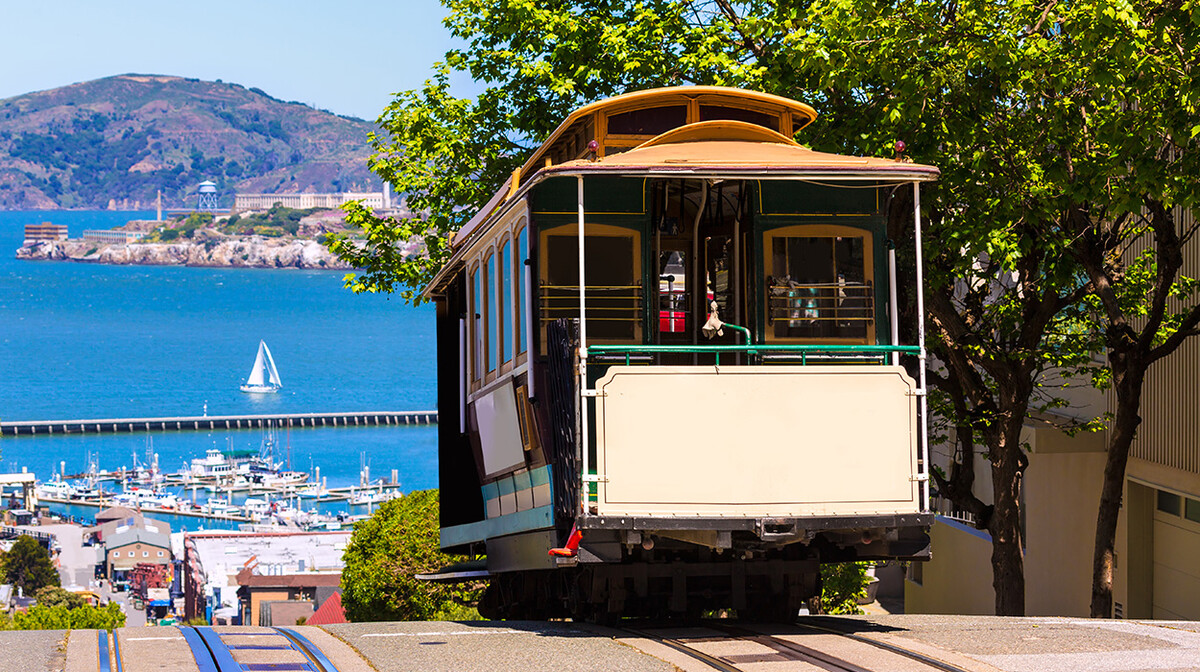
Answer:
[
  {"left": 38, "top": 496, "right": 253, "bottom": 522},
  {"left": 0, "top": 410, "right": 438, "bottom": 436}
]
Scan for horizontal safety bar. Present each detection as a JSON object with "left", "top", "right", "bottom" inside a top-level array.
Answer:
[
  {"left": 586, "top": 343, "right": 920, "bottom": 366},
  {"left": 588, "top": 344, "right": 920, "bottom": 354}
]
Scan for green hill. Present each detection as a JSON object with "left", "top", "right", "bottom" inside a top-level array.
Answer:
[{"left": 0, "top": 74, "right": 379, "bottom": 210}]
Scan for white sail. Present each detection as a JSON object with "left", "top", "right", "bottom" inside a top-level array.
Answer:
[
  {"left": 246, "top": 341, "right": 268, "bottom": 386},
  {"left": 262, "top": 342, "right": 283, "bottom": 387}
]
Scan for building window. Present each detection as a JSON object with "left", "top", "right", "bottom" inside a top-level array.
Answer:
[
  {"left": 1185, "top": 498, "right": 1200, "bottom": 524},
  {"left": 1157, "top": 490, "right": 1182, "bottom": 516},
  {"left": 143, "top": 551, "right": 149, "bottom": 557},
  {"left": 500, "top": 239, "right": 512, "bottom": 365},
  {"left": 112, "top": 551, "right": 118, "bottom": 558},
  {"left": 906, "top": 561, "right": 923, "bottom": 585},
  {"left": 157, "top": 550, "right": 165, "bottom": 557}
]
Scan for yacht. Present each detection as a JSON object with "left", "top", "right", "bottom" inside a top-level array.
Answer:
[{"left": 240, "top": 340, "right": 283, "bottom": 394}]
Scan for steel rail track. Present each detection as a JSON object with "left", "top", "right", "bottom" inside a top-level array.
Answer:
[
  {"left": 623, "top": 622, "right": 973, "bottom": 672},
  {"left": 97, "top": 631, "right": 113, "bottom": 672},
  {"left": 174, "top": 626, "right": 340, "bottom": 672},
  {"left": 792, "top": 619, "right": 971, "bottom": 672}
]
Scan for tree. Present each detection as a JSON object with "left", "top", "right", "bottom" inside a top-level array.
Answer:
[
  {"left": 330, "top": 0, "right": 1198, "bottom": 615},
  {"left": 34, "top": 586, "right": 86, "bottom": 610},
  {"left": 1047, "top": 0, "right": 1200, "bottom": 616},
  {"left": 340, "top": 489, "right": 484, "bottom": 621},
  {"left": 2, "top": 536, "right": 59, "bottom": 593}
]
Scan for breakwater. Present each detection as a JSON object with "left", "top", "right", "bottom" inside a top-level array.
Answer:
[{"left": 1, "top": 410, "right": 437, "bottom": 436}]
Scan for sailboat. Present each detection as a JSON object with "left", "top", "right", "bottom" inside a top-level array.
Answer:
[{"left": 240, "top": 340, "right": 283, "bottom": 393}]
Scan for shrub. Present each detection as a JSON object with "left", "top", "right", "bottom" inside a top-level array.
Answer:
[
  {"left": 34, "top": 586, "right": 86, "bottom": 610},
  {"left": 340, "top": 489, "right": 484, "bottom": 621},
  {"left": 0, "top": 602, "right": 125, "bottom": 631},
  {"left": 819, "top": 562, "right": 870, "bottom": 615}
]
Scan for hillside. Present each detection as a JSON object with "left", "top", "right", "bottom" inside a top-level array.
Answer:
[{"left": 0, "top": 74, "right": 380, "bottom": 210}]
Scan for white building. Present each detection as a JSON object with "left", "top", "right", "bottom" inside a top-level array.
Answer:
[{"left": 234, "top": 192, "right": 387, "bottom": 211}]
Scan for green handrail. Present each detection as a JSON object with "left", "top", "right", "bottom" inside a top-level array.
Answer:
[
  {"left": 588, "top": 344, "right": 920, "bottom": 353},
  {"left": 587, "top": 342, "right": 920, "bottom": 366},
  {"left": 723, "top": 323, "right": 752, "bottom": 345}
]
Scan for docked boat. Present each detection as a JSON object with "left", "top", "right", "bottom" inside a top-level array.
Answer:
[
  {"left": 351, "top": 489, "right": 398, "bottom": 506},
  {"left": 240, "top": 340, "right": 283, "bottom": 394},
  {"left": 200, "top": 496, "right": 241, "bottom": 518},
  {"left": 242, "top": 497, "right": 271, "bottom": 521},
  {"left": 37, "top": 478, "right": 80, "bottom": 500},
  {"left": 189, "top": 448, "right": 241, "bottom": 478}
]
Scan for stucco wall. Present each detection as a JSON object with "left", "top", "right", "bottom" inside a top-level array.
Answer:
[
  {"left": 905, "top": 518, "right": 995, "bottom": 615},
  {"left": 1023, "top": 447, "right": 1107, "bottom": 616}
]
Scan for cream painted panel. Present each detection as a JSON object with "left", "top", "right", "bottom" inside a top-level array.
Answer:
[
  {"left": 1152, "top": 514, "right": 1200, "bottom": 620},
  {"left": 475, "top": 383, "right": 525, "bottom": 477},
  {"left": 594, "top": 365, "right": 919, "bottom": 517}
]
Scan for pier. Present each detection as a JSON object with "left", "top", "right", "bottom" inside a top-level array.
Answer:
[{"left": 0, "top": 410, "right": 437, "bottom": 436}]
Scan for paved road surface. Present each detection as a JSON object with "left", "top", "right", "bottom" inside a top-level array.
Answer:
[{"left": 11, "top": 615, "right": 1200, "bottom": 672}]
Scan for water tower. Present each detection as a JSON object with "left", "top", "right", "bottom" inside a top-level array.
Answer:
[{"left": 197, "top": 180, "right": 219, "bottom": 211}]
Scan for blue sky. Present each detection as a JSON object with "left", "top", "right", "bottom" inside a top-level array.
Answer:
[{"left": 0, "top": 0, "right": 478, "bottom": 120}]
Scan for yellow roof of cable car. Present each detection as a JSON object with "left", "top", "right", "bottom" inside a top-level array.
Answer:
[
  {"left": 544, "top": 121, "right": 939, "bottom": 178},
  {"left": 428, "top": 88, "right": 939, "bottom": 295}
]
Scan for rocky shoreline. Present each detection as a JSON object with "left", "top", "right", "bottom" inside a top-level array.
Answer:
[{"left": 16, "top": 236, "right": 352, "bottom": 270}]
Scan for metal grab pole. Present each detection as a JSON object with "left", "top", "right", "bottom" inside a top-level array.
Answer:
[
  {"left": 888, "top": 247, "right": 900, "bottom": 366},
  {"left": 578, "top": 175, "right": 587, "bottom": 353},
  {"left": 577, "top": 175, "right": 590, "bottom": 512},
  {"left": 913, "top": 182, "right": 930, "bottom": 513}
]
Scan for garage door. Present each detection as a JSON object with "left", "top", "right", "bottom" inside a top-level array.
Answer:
[{"left": 1153, "top": 491, "right": 1200, "bottom": 620}]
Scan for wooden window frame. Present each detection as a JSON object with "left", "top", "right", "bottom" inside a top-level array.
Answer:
[
  {"left": 514, "top": 220, "right": 529, "bottom": 366},
  {"left": 484, "top": 247, "right": 498, "bottom": 384},
  {"left": 761, "top": 224, "right": 875, "bottom": 345},
  {"left": 498, "top": 235, "right": 513, "bottom": 374},
  {"left": 468, "top": 261, "right": 482, "bottom": 392},
  {"left": 538, "top": 222, "right": 643, "bottom": 346}
]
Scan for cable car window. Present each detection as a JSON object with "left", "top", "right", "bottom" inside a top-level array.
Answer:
[
  {"left": 540, "top": 227, "right": 641, "bottom": 341},
  {"left": 606, "top": 106, "right": 687, "bottom": 135},
  {"left": 500, "top": 239, "right": 512, "bottom": 365},
  {"left": 516, "top": 226, "right": 528, "bottom": 355},
  {"left": 658, "top": 250, "right": 689, "bottom": 334},
  {"left": 487, "top": 252, "right": 498, "bottom": 373},
  {"left": 766, "top": 234, "right": 871, "bottom": 340},
  {"left": 471, "top": 265, "right": 482, "bottom": 382},
  {"left": 698, "top": 105, "right": 779, "bottom": 131}
]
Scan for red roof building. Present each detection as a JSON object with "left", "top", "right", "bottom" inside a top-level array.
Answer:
[{"left": 306, "top": 591, "right": 347, "bottom": 625}]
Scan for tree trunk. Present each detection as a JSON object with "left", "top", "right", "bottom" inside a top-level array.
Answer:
[
  {"left": 990, "top": 438, "right": 1026, "bottom": 616},
  {"left": 1090, "top": 358, "right": 1144, "bottom": 618}
]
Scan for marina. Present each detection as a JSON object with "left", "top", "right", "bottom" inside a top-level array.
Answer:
[
  {"left": 13, "top": 430, "right": 408, "bottom": 529},
  {"left": 0, "top": 410, "right": 438, "bottom": 436}
]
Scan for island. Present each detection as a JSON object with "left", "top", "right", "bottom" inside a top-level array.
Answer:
[{"left": 15, "top": 206, "right": 402, "bottom": 270}]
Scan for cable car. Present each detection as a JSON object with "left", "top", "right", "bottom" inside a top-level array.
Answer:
[{"left": 423, "top": 86, "right": 938, "bottom": 620}]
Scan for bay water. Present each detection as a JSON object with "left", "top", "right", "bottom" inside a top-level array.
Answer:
[{"left": 0, "top": 210, "right": 438, "bottom": 530}]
